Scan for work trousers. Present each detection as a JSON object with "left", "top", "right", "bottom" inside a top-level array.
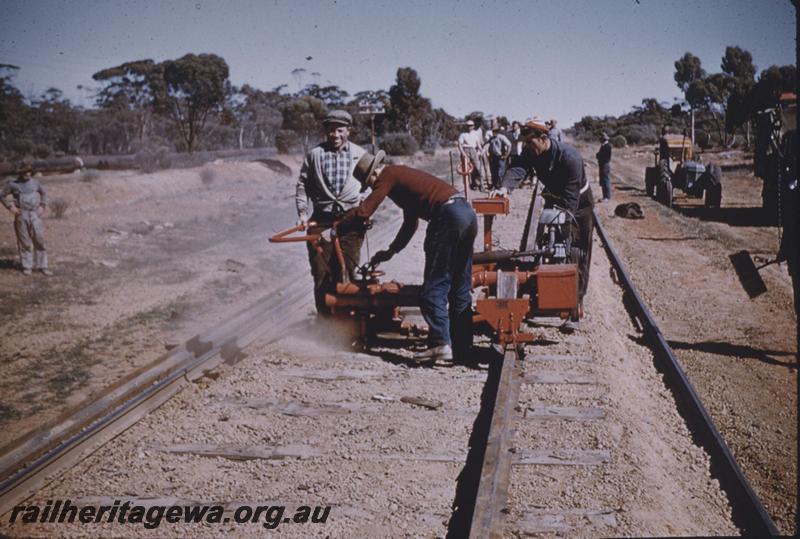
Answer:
[
  {"left": 420, "top": 198, "right": 478, "bottom": 353},
  {"left": 463, "top": 148, "right": 483, "bottom": 189},
  {"left": 489, "top": 155, "right": 507, "bottom": 189},
  {"left": 571, "top": 190, "right": 595, "bottom": 306},
  {"left": 14, "top": 210, "right": 48, "bottom": 270},
  {"left": 599, "top": 164, "right": 612, "bottom": 200},
  {"left": 306, "top": 213, "right": 364, "bottom": 315}
]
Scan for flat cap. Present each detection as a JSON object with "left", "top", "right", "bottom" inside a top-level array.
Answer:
[{"left": 322, "top": 109, "right": 353, "bottom": 126}]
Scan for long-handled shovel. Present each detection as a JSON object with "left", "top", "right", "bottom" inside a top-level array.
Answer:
[{"left": 729, "top": 250, "right": 781, "bottom": 298}]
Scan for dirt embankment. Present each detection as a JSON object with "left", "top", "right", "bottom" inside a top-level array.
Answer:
[
  {"left": 577, "top": 140, "right": 797, "bottom": 534},
  {"left": 0, "top": 156, "right": 306, "bottom": 443}
]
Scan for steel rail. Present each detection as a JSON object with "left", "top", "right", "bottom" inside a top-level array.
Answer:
[
  {"left": 0, "top": 283, "right": 313, "bottom": 516},
  {"left": 593, "top": 210, "right": 779, "bottom": 536},
  {"left": 467, "top": 347, "right": 523, "bottom": 539},
  {"left": 0, "top": 221, "right": 398, "bottom": 516}
]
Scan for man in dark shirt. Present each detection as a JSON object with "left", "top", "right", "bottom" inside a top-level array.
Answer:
[
  {"left": 596, "top": 133, "right": 613, "bottom": 201},
  {"left": 339, "top": 151, "right": 478, "bottom": 362},
  {"left": 658, "top": 126, "right": 671, "bottom": 163},
  {"left": 493, "top": 119, "right": 594, "bottom": 331}
]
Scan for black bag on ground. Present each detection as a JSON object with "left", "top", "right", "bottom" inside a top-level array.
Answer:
[{"left": 614, "top": 202, "right": 644, "bottom": 219}]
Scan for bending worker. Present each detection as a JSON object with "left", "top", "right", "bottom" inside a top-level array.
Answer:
[
  {"left": 493, "top": 119, "right": 593, "bottom": 332},
  {"left": 339, "top": 151, "right": 478, "bottom": 362},
  {"left": 295, "top": 110, "right": 367, "bottom": 315}
]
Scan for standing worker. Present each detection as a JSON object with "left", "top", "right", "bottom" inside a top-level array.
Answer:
[
  {"left": 509, "top": 121, "right": 523, "bottom": 160},
  {"left": 295, "top": 110, "right": 367, "bottom": 315},
  {"left": 492, "top": 119, "right": 593, "bottom": 332},
  {"left": 1, "top": 163, "right": 52, "bottom": 276},
  {"left": 596, "top": 132, "right": 613, "bottom": 202},
  {"left": 548, "top": 118, "right": 562, "bottom": 142},
  {"left": 457, "top": 120, "right": 485, "bottom": 190},
  {"left": 658, "top": 126, "right": 671, "bottom": 164},
  {"left": 485, "top": 126, "right": 512, "bottom": 189},
  {"left": 339, "top": 151, "right": 478, "bottom": 362}
]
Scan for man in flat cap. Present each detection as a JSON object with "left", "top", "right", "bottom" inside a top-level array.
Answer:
[
  {"left": 339, "top": 151, "right": 478, "bottom": 362},
  {"left": 1, "top": 162, "right": 52, "bottom": 275},
  {"left": 493, "top": 119, "right": 593, "bottom": 332},
  {"left": 295, "top": 109, "right": 367, "bottom": 315},
  {"left": 596, "top": 132, "right": 613, "bottom": 202},
  {"left": 457, "top": 119, "right": 485, "bottom": 190}
]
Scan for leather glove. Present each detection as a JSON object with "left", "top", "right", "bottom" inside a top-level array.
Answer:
[{"left": 370, "top": 249, "right": 394, "bottom": 267}]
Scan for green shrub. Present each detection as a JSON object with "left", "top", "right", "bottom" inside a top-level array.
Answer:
[
  {"left": 610, "top": 135, "right": 627, "bottom": 148},
  {"left": 133, "top": 143, "right": 172, "bottom": 173},
  {"left": 49, "top": 198, "right": 69, "bottom": 218},
  {"left": 380, "top": 132, "right": 419, "bottom": 156},
  {"left": 695, "top": 129, "right": 711, "bottom": 149},
  {"left": 80, "top": 169, "right": 100, "bottom": 183},
  {"left": 199, "top": 166, "right": 216, "bottom": 186},
  {"left": 618, "top": 124, "right": 657, "bottom": 145},
  {"left": 10, "top": 139, "right": 33, "bottom": 157},
  {"left": 34, "top": 145, "right": 51, "bottom": 159},
  {"left": 275, "top": 130, "right": 298, "bottom": 153}
]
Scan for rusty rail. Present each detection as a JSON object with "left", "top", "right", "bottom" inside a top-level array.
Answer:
[{"left": 593, "top": 210, "right": 779, "bottom": 536}]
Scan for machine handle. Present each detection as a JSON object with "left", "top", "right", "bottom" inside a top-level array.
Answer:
[{"left": 269, "top": 221, "right": 332, "bottom": 243}]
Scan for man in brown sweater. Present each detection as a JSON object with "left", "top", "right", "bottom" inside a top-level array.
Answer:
[{"left": 339, "top": 151, "right": 478, "bottom": 362}]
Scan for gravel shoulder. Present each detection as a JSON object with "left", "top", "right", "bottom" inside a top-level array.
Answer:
[{"left": 577, "top": 141, "right": 797, "bottom": 534}]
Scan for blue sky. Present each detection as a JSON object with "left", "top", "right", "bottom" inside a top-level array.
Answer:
[{"left": 0, "top": 0, "right": 795, "bottom": 126}]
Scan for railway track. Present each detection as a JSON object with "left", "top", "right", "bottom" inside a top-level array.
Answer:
[{"left": 0, "top": 183, "right": 780, "bottom": 537}]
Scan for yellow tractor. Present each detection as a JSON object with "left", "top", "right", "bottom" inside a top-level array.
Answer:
[{"left": 644, "top": 134, "right": 721, "bottom": 208}]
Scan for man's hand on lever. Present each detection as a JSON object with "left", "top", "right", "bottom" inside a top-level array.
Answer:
[
  {"left": 488, "top": 187, "right": 508, "bottom": 198},
  {"left": 370, "top": 248, "right": 395, "bottom": 267}
]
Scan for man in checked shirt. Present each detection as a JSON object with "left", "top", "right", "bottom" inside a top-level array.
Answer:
[{"left": 295, "top": 110, "right": 367, "bottom": 315}]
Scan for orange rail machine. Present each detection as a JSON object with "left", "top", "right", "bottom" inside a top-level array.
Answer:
[{"left": 269, "top": 169, "right": 578, "bottom": 347}]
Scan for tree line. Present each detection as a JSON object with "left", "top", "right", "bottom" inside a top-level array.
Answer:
[
  {"left": 0, "top": 54, "right": 460, "bottom": 162},
  {"left": 572, "top": 46, "right": 795, "bottom": 149}
]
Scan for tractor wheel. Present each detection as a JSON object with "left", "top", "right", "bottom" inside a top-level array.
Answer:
[
  {"left": 658, "top": 179, "right": 673, "bottom": 208},
  {"left": 663, "top": 179, "right": 673, "bottom": 208}
]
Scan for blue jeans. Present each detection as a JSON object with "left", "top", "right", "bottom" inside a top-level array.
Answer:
[{"left": 421, "top": 198, "right": 478, "bottom": 348}]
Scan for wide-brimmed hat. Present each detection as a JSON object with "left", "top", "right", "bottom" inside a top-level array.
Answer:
[
  {"left": 16, "top": 162, "right": 34, "bottom": 174},
  {"left": 520, "top": 119, "right": 550, "bottom": 137},
  {"left": 322, "top": 110, "right": 353, "bottom": 127},
  {"left": 353, "top": 150, "right": 386, "bottom": 190}
]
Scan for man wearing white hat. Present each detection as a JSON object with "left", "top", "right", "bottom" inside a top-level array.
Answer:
[
  {"left": 457, "top": 119, "right": 485, "bottom": 190},
  {"left": 295, "top": 109, "right": 367, "bottom": 315}
]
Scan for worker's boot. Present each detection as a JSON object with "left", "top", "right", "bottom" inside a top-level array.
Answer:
[{"left": 413, "top": 344, "right": 453, "bottom": 364}]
